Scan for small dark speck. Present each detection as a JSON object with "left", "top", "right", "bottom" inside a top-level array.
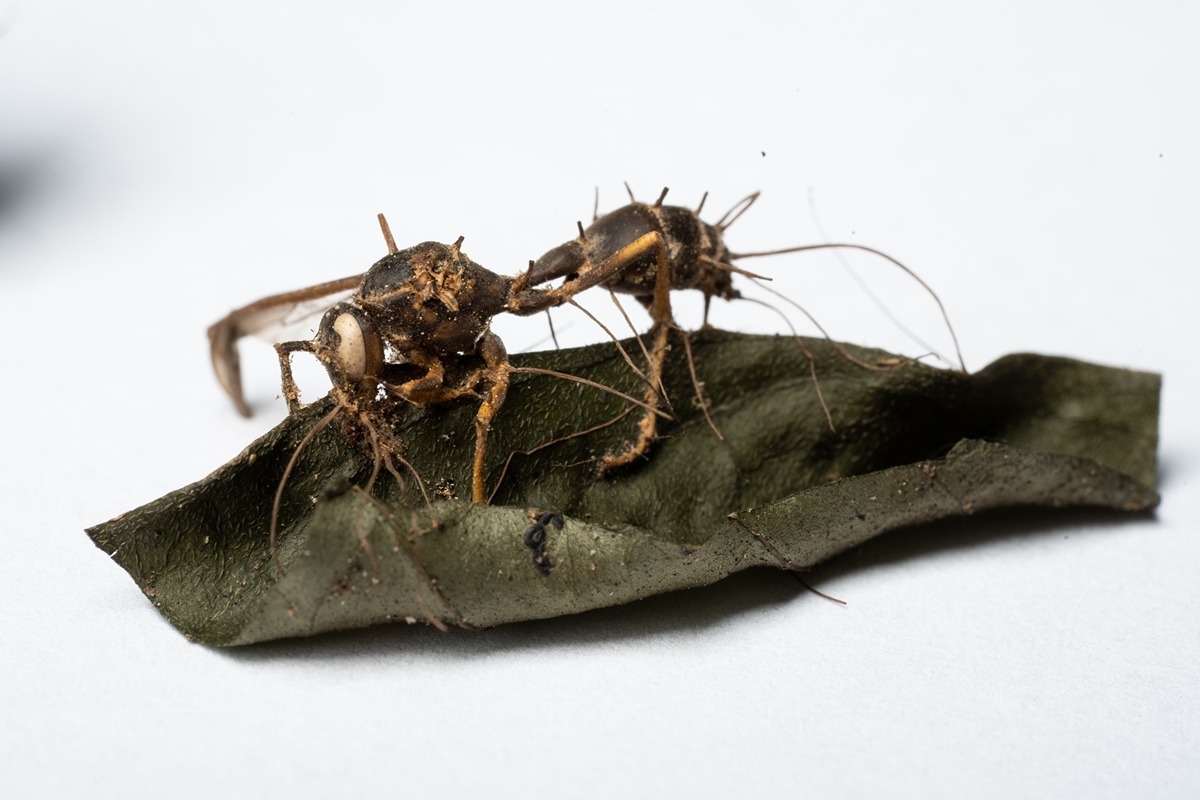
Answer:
[
  {"left": 523, "top": 511, "right": 563, "bottom": 575},
  {"left": 761, "top": 151, "right": 766, "bottom": 157}
]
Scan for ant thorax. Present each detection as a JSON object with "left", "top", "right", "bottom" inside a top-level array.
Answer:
[{"left": 357, "top": 241, "right": 512, "bottom": 358}]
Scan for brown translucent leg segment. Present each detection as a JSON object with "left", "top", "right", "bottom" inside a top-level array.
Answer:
[
  {"left": 274, "top": 339, "right": 316, "bottom": 413},
  {"left": 471, "top": 331, "right": 511, "bottom": 503},
  {"left": 598, "top": 233, "right": 674, "bottom": 475}
]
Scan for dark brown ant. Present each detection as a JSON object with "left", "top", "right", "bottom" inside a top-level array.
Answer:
[
  {"left": 208, "top": 215, "right": 665, "bottom": 518},
  {"left": 209, "top": 191, "right": 959, "bottom": 534},
  {"left": 513, "top": 186, "right": 963, "bottom": 473}
]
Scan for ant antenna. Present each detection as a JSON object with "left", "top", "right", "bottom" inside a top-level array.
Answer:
[{"left": 377, "top": 213, "right": 398, "bottom": 255}]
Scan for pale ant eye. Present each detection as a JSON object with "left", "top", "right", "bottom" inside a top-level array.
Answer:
[{"left": 332, "top": 312, "right": 367, "bottom": 381}]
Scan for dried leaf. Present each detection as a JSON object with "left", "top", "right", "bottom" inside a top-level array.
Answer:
[{"left": 87, "top": 331, "right": 1159, "bottom": 645}]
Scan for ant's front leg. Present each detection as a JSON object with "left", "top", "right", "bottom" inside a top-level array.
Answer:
[
  {"left": 508, "top": 231, "right": 667, "bottom": 314},
  {"left": 383, "top": 335, "right": 510, "bottom": 504},
  {"left": 384, "top": 346, "right": 477, "bottom": 407},
  {"left": 274, "top": 339, "right": 316, "bottom": 414}
]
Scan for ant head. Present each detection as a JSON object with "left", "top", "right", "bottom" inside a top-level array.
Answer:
[{"left": 314, "top": 301, "right": 385, "bottom": 391}]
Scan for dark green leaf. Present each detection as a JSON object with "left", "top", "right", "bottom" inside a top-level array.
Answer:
[{"left": 87, "top": 331, "right": 1159, "bottom": 645}]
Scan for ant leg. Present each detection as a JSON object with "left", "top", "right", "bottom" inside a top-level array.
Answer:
[
  {"left": 382, "top": 342, "right": 506, "bottom": 502},
  {"left": 274, "top": 339, "right": 315, "bottom": 413},
  {"left": 510, "top": 231, "right": 669, "bottom": 314},
  {"left": 510, "top": 230, "right": 680, "bottom": 473},
  {"left": 598, "top": 234, "right": 674, "bottom": 475},
  {"left": 388, "top": 350, "right": 446, "bottom": 405},
  {"left": 384, "top": 347, "right": 478, "bottom": 406},
  {"left": 470, "top": 332, "right": 511, "bottom": 503}
]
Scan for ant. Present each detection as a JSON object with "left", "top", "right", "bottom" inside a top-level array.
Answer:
[
  {"left": 514, "top": 185, "right": 964, "bottom": 473},
  {"left": 207, "top": 215, "right": 666, "bottom": 521},
  {"left": 209, "top": 190, "right": 960, "bottom": 532}
]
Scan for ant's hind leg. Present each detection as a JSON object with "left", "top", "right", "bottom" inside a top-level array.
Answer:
[
  {"left": 598, "top": 234, "right": 674, "bottom": 475},
  {"left": 470, "top": 332, "right": 511, "bottom": 503}
]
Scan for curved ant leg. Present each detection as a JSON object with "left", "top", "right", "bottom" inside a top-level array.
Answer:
[
  {"left": 274, "top": 339, "right": 317, "bottom": 413},
  {"left": 511, "top": 228, "right": 682, "bottom": 474},
  {"left": 384, "top": 346, "right": 479, "bottom": 407},
  {"left": 381, "top": 335, "right": 510, "bottom": 503},
  {"left": 598, "top": 233, "right": 674, "bottom": 475},
  {"left": 379, "top": 340, "right": 507, "bottom": 503},
  {"left": 471, "top": 332, "right": 511, "bottom": 503},
  {"left": 511, "top": 230, "right": 668, "bottom": 312}
]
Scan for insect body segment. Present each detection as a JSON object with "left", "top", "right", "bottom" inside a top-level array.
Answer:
[{"left": 358, "top": 239, "right": 512, "bottom": 358}]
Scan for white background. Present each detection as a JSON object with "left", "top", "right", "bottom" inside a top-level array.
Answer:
[{"left": 2, "top": 1, "right": 1197, "bottom": 797}]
